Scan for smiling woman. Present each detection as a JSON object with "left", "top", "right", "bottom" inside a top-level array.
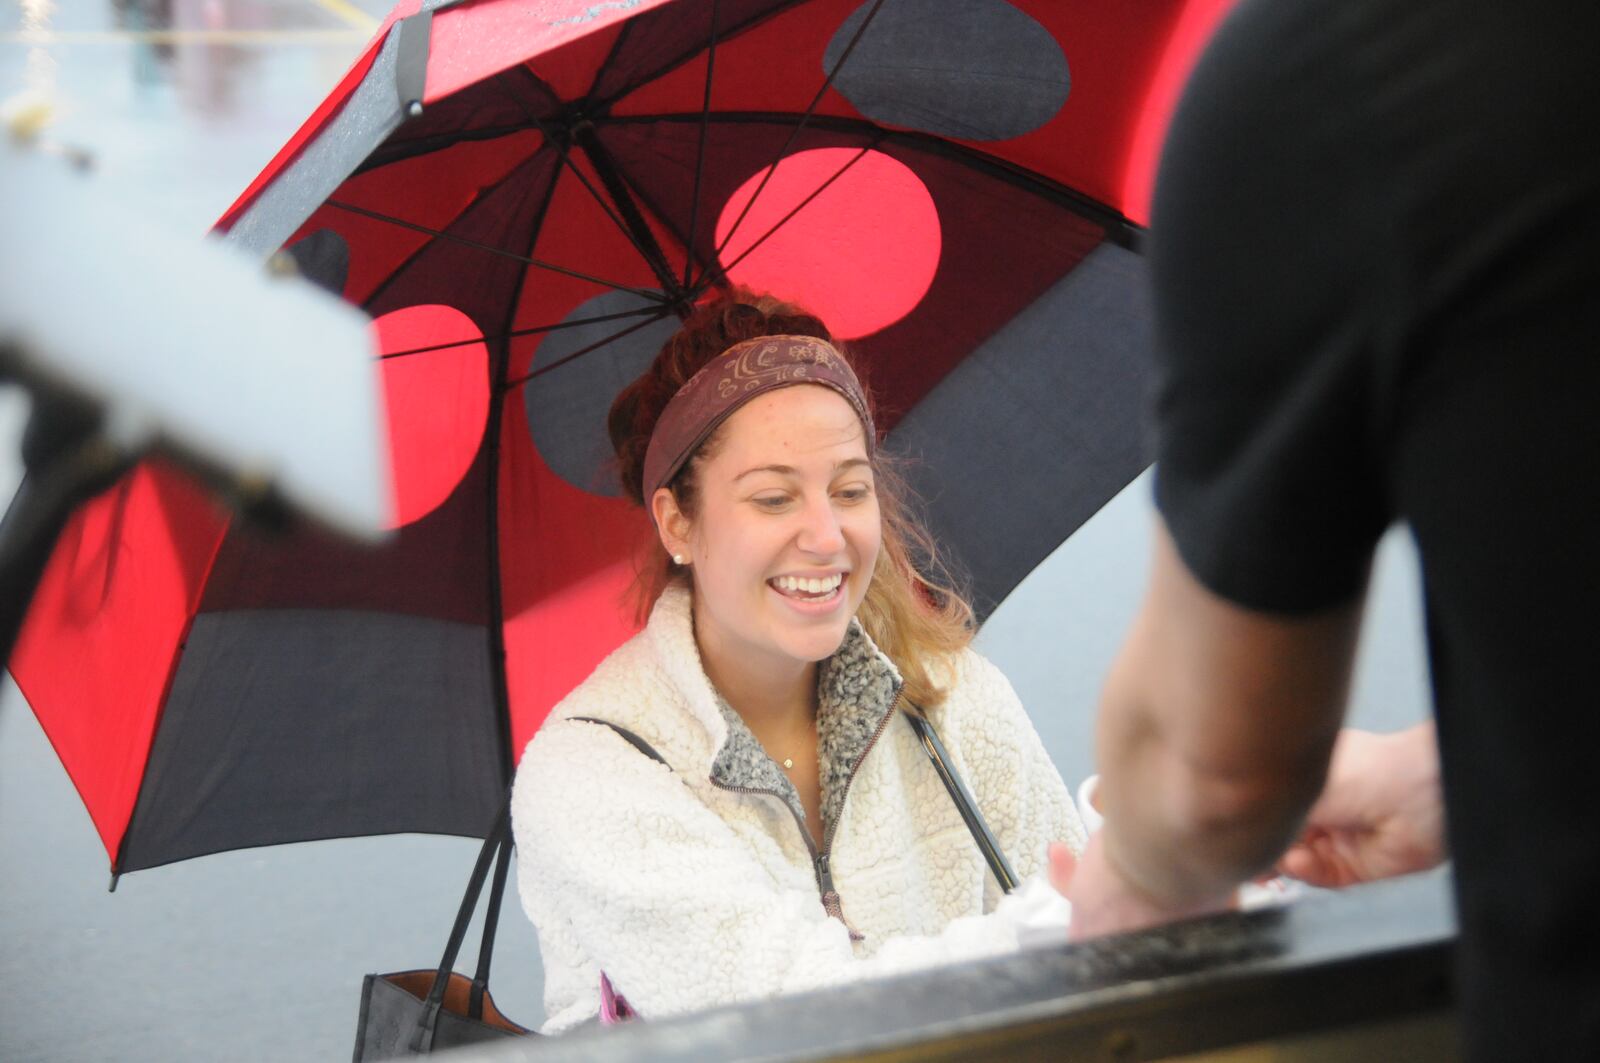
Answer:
[{"left": 509, "top": 292, "right": 1087, "bottom": 1033}]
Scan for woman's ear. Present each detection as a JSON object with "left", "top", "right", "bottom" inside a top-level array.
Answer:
[{"left": 651, "top": 487, "right": 690, "bottom": 561}]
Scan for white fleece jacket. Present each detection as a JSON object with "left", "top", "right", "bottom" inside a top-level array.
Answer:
[{"left": 511, "top": 585, "right": 1086, "bottom": 1033}]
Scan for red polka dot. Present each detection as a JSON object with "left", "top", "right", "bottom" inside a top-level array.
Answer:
[
  {"left": 372, "top": 305, "right": 490, "bottom": 527},
  {"left": 716, "top": 148, "right": 941, "bottom": 339}
]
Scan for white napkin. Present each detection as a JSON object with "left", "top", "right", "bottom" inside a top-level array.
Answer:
[{"left": 1074, "top": 774, "right": 1303, "bottom": 911}]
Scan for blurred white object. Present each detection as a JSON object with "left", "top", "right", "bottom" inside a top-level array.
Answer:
[
  {"left": 1009, "top": 873, "right": 1075, "bottom": 949},
  {"left": 1237, "top": 874, "right": 1303, "bottom": 911},
  {"left": 0, "top": 139, "right": 389, "bottom": 540},
  {"left": 1075, "top": 775, "right": 1106, "bottom": 834},
  {"left": 1074, "top": 774, "right": 1303, "bottom": 911}
]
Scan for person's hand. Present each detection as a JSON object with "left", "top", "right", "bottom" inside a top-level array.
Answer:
[
  {"left": 1047, "top": 840, "right": 1077, "bottom": 895},
  {"left": 1051, "top": 834, "right": 1229, "bottom": 941},
  {"left": 1276, "top": 723, "right": 1446, "bottom": 888}
]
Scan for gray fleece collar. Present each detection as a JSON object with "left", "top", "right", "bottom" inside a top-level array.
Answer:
[{"left": 708, "top": 619, "right": 902, "bottom": 836}]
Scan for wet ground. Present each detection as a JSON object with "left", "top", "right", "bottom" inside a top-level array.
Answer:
[{"left": 0, "top": 4, "right": 1434, "bottom": 1059}]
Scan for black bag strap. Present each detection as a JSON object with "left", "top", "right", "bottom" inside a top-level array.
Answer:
[
  {"left": 413, "top": 797, "right": 512, "bottom": 1051},
  {"left": 904, "top": 710, "right": 1019, "bottom": 894},
  {"left": 572, "top": 712, "right": 1016, "bottom": 894},
  {"left": 571, "top": 716, "right": 668, "bottom": 765},
  {"left": 469, "top": 827, "right": 513, "bottom": 1020}
]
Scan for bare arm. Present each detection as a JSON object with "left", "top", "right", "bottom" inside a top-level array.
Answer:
[{"left": 1065, "top": 521, "right": 1366, "bottom": 937}]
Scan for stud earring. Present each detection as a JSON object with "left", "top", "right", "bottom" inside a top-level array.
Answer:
[{"left": 672, "top": 553, "right": 688, "bottom": 566}]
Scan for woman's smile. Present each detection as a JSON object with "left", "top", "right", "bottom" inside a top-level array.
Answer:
[{"left": 767, "top": 571, "right": 849, "bottom": 612}]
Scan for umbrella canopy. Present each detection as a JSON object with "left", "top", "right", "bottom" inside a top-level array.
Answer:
[{"left": 11, "top": 0, "right": 1234, "bottom": 877}]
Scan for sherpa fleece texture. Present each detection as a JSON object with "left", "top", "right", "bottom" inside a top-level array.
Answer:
[{"left": 511, "top": 585, "right": 1085, "bottom": 1033}]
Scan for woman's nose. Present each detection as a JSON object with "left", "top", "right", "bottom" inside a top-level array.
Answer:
[{"left": 796, "top": 496, "right": 846, "bottom": 556}]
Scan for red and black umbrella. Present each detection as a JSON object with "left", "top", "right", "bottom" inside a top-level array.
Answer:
[{"left": 11, "top": 0, "right": 1233, "bottom": 879}]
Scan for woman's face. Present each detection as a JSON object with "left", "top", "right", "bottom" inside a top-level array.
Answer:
[{"left": 662, "top": 385, "right": 882, "bottom": 677}]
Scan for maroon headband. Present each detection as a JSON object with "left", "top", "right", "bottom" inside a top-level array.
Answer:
[{"left": 641, "top": 334, "right": 876, "bottom": 503}]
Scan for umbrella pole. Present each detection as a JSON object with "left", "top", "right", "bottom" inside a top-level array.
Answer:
[{"left": 0, "top": 379, "right": 132, "bottom": 669}]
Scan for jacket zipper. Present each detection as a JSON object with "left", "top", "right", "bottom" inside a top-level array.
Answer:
[{"left": 709, "top": 689, "right": 903, "bottom": 943}]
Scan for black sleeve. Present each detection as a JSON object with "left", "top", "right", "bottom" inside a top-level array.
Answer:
[{"left": 1148, "top": 0, "right": 1396, "bottom": 615}]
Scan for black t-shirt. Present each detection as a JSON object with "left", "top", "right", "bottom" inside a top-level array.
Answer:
[{"left": 1149, "top": 0, "right": 1600, "bottom": 1057}]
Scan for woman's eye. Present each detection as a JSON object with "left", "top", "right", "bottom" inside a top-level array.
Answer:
[
  {"left": 835, "top": 485, "right": 872, "bottom": 504},
  {"left": 752, "top": 495, "right": 792, "bottom": 510}
]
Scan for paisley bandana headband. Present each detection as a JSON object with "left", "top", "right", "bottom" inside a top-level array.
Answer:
[{"left": 641, "top": 334, "right": 876, "bottom": 504}]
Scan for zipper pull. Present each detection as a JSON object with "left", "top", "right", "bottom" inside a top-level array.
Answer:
[
  {"left": 815, "top": 852, "right": 835, "bottom": 894},
  {"left": 816, "top": 854, "right": 865, "bottom": 942}
]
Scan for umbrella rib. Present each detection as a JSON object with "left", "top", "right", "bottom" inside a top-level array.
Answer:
[
  {"left": 588, "top": 1, "right": 811, "bottom": 114},
  {"left": 482, "top": 75, "right": 687, "bottom": 302},
  {"left": 546, "top": 141, "right": 646, "bottom": 267},
  {"left": 705, "top": 0, "right": 888, "bottom": 280},
  {"left": 325, "top": 198, "right": 671, "bottom": 302},
  {"left": 575, "top": 130, "right": 690, "bottom": 302},
  {"left": 354, "top": 141, "right": 563, "bottom": 314},
  {"left": 354, "top": 70, "right": 564, "bottom": 176},
  {"left": 608, "top": 111, "right": 1139, "bottom": 245},
  {"left": 681, "top": 0, "right": 721, "bottom": 292},
  {"left": 378, "top": 306, "right": 672, "bottom": 361},
  {"left": 581, "top": 8, "right": 640, "bottom": 108},
  {"left": 703, "top": 138, "right": 881, "bottom": 290},
  {"left": 484, "top": 79, "right": 655, "bottom": 272},
  {"left": 351, "top": 122, "right": 541, "bottom": 176},
  {"left": 505, "top": 308, "right": 677, "bottom": 389},
  {"left": 603, "top": 160, "right": 726, "bottom": 304}
]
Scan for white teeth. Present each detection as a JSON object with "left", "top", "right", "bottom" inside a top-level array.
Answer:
[{"left": 773, "top": 574, "right": 842, "bottom": 595}]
